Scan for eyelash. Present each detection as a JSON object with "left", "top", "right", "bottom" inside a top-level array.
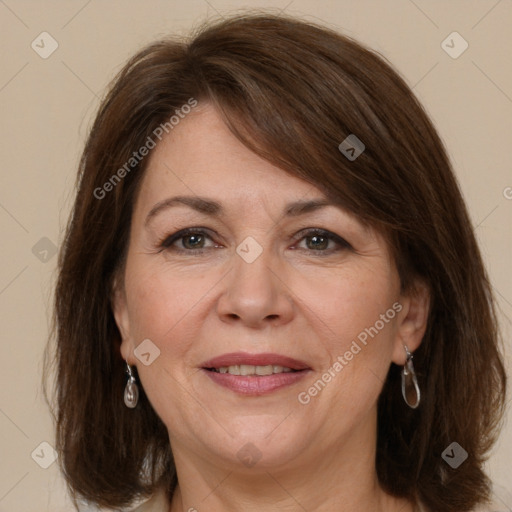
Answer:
[{"left": 158, "top": 227, "right": 352, "bottom": 256}]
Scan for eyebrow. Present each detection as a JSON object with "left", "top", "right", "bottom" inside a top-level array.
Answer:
[{"left": 144, "top": 195, "right": 333, "bottom": 226}]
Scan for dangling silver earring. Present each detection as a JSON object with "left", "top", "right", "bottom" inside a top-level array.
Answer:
[
  {"left": 124, "top": 362, "right": 139, "bottom": 408},
  {"left": 401, "top": 345, "right": 420, "bottom": 409}
]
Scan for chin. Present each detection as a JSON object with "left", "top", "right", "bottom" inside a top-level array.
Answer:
[{"left": 201, "top": 422, "right": 306, "bottom": 471}]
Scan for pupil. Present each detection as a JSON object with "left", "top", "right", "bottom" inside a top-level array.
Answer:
[
  {"left": 184, "top": 234, "right": 203, "bottom": 249},
  {"left": 308, "top": 235, "right": 327, "bottom": 250}
]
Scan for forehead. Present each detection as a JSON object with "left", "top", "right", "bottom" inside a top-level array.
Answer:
[{"left": 135, "top": 103, "right": 325, "bottom": 213}]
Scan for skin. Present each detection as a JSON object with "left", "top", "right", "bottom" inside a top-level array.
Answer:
[{"left": 112, "top": 103, "right": 430, "bottom": 512}]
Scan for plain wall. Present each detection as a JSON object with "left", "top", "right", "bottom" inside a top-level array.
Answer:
[{"left": 0, "top": 1, "right": 511, "bottom": 510}]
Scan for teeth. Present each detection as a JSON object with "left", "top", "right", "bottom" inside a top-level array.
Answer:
[
  {"left": 255, "top": 365, "right": 273, "bottom": 376},
  {"left": 214, "top": 365, "right": 295, "bottom": 375}
]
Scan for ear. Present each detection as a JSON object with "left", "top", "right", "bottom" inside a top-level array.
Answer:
[
  {"left": 111, "top": 275, "right": 135, "bottom": 364},
  {"left": 392, "top": 279, "right": 430, "bottom": 365}
]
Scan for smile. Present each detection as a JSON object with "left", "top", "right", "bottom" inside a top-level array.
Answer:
[
  {"left": 200, "top": 352, "right": 311, "bottom": 395},
  {"left": 208, "top": 365, "right": 296, "bottom": 375}
]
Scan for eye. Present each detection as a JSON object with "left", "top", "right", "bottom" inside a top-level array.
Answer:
[
  {"left": 159, "top": 227, "right": 219, "bottom": 253},
  {"left": 293, "top": 228, "right": 351, "bottom": 254},
  {"left": 158, "top": 227, "right": 352, "bottom": 256}
]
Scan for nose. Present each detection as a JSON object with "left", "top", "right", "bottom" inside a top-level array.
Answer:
[{"left": 216, "top": 244, "right": 295, "bottom": 329}]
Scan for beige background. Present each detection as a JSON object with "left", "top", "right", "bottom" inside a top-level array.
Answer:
[{"left": 0, "top": 1, "right": 511, "bottom": 510}]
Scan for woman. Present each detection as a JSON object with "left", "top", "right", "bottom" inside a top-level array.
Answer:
[{"left": 45, "top": 13, "right": 508, "bottom": 512}]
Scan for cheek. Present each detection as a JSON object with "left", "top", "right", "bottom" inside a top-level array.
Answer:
[
  {"left": 310, "top": 266, "right": 398, "bottom": 347},
  {"left": 305, "top": 265, "right": 400, "bottom": 407},
  {"left": 124, "top": 264, "right": 208, "bottom": 342},
  {"left": 122, "top": 267, "right": 208, "bottom": 418}
]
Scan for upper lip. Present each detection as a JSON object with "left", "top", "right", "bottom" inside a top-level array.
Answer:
[{"left": 201, "top": 352, "right": 310, "bottom": 370}]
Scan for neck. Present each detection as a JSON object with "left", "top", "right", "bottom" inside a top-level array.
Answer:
[{"left": 168, "top": 408, "right": 416, "bottom": 512}]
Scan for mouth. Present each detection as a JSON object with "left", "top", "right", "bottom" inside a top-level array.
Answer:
[
  {"left": 206, "top": 365, "right": 298, "bottom": 375},
  {"left": 200, "top": 352, "right": 311, "bottom": 396}
]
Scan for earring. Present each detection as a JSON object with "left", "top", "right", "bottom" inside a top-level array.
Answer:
[
  {"left": 401, "top": 345, "right": 420, "bottom": 409},
  {"left": 124, "top": 362, "right": 139, "bottom": 408}
]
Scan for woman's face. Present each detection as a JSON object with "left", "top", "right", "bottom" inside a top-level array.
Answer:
[{"left": 113, "top": 103, "right": 426, "bottom": 473}]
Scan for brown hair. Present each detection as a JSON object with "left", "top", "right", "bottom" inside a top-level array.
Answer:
[{"left": 44, "top": 13, "right": 507, "bottom": 512}]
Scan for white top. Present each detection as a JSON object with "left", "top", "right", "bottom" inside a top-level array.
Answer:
[
  {"left": 129, "top": 485, "right": 511, "bottom": 512},
  {"left": 129, "top": 486, "right": 168, "bottom": 511}
]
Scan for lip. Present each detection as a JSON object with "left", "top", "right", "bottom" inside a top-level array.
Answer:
[
  {"left": 200, "top": 352, "right": 311, "bottom": 396},
  {"left": 203, "top": 370, "right": 310, "bottom": 395},
  {"left": 200, "top": 352, "right": 311, "bottom": 371}
]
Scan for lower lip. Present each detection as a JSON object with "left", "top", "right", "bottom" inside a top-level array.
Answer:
[{"left": 202, "top": 369, "right": 310, "bottom": 395}]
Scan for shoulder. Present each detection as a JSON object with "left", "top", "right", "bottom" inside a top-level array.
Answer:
[{"left": 128, "top": 486, "right": 170, "bottom": 512}]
